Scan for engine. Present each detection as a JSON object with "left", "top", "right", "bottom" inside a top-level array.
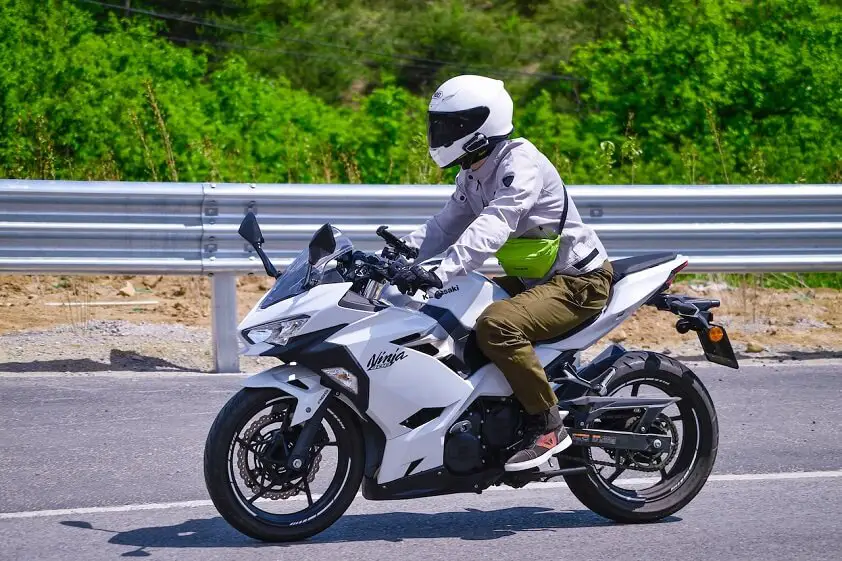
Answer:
[{"left": 443, "top": 398, "right": 522, "bottom": 474}]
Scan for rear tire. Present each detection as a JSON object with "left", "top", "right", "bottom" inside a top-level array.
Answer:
[
  {"left": 563, "top": 351, "right": 719, "bottom": 523},
  {"left": 204, "top": 388, "right": 365, "bottom": 542}
]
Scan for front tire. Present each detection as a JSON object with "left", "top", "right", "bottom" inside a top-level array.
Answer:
[
  {"left": 204, "top": 388, "right": 365, "bottom": 542},
  {"left": 563, "top": 351, "right": 719, "bottom": 523}
]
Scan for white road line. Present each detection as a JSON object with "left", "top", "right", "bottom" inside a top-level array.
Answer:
[
  {"left": 0, "top": 500, "right": 215, "bottom": 520},
  {"left": 1, "top": 469, "right": 841, "bottom": 521}
]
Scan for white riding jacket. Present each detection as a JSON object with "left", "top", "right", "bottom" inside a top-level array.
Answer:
[{"left": 403, "top": 138, "right": 608, "bottom": 287}]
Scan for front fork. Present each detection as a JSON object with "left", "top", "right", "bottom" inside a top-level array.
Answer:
[{"left": 285, "top": 396, "right": 331, "bottom": 472}]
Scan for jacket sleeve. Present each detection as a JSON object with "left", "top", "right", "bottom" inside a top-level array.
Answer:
[
  {"left": 402, "top": 182, "right": 475, "bottom": 262},
  {"left": 433, "top": 158, "right": 542, "bottom": 285}
]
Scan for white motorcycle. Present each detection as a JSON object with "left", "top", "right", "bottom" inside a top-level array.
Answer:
[{"left": 204, "top": 212, "right": 738, "bottom": 542}]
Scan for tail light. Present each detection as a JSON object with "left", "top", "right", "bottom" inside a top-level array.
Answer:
[{"left": 664, "top": 260, "right": 689, "bottom": 289}]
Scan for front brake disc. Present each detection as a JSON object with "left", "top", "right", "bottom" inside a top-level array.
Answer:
[{"left": 236, "top": 412, "right": 322, "bottom": 500}]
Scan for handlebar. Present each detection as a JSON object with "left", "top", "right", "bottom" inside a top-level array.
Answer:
[
  {"left": 376, "top": 226, "right": 419, "bottom": 260},
  {"left": 352, "top": 249, "right": 441, "bottom": 298},
  {"left": 356, "top": 251, "right": 402, "bottom": 282}
]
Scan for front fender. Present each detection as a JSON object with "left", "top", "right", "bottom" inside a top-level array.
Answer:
[{"left": 242, "top": 365, "right": 330, "bottom": 427}]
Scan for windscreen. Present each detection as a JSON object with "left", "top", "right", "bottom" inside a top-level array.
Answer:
[{"left": 259, "top": 228, "right": 353, "bottom": 309}]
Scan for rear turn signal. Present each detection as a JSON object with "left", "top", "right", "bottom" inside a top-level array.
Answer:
[{"left": 708, "top": 326, "right": 725, "bottom": 343}]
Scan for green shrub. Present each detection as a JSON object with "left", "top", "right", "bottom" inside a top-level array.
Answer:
[{"left": 1, "top": 0, "right": 840, "bottom": 185}]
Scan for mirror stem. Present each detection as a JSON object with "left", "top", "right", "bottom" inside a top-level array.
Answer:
[{"left": 254, "top": 243, "right": 280, "bottom": 278}]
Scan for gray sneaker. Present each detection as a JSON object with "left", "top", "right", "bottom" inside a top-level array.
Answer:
[{"left": 504, "top": 407, "right": 572, "bottom": 472}]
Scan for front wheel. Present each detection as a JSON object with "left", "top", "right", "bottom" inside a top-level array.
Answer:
[
  {"left": 562, "top": 352, "right": 719, "bottom": 523},
  {"left": 204, "top": 388, "right": 365, "bottom": 542}
]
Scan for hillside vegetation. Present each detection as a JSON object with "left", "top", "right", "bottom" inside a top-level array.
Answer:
[{"left": 1, "top": 0, "right": 840, "bottom": 185}]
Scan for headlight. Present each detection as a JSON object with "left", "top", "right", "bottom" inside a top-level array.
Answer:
[{"left": 242, "top": 316, "right": 309, "bottom": 346}]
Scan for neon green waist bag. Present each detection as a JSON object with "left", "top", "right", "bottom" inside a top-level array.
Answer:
[
  {"left": 495, "top": 236, "right": 560, "bottom": 278},
  {"left": 494, "top": 182, "right": 570, "bottom": 278}
]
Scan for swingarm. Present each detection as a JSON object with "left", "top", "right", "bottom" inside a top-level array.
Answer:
[{"left": 560, "top": 395, "right": 678, "bottom": 454}]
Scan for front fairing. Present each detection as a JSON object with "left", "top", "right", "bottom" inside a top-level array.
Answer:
[
  {"left": 379, "top": 270, "right": 508, "bottom": 324},
  {"left": 238, "top": 281, "right": 374, "bottom": 356}
]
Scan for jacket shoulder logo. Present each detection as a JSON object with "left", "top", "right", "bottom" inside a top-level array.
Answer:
[
  {"left": 502, "top": 174, "right": 515, "bottom": 187},
  {"left": 366, "top": 349, "right": 407, "bottom": 371}
]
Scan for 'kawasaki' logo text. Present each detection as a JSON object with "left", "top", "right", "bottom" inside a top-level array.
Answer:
[
  {"left": 423, "top": 284, "right": 460, "bottom": 300},
  {"left": 435, "top": 285, "right": 459, "bottom": 298},
  {"left": 366, "top": 349, "right": 407, "bottom": 371}
]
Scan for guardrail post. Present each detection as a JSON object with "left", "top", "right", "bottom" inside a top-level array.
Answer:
[{"left": 211, "top": 273, "right": 240, "bottom": 373}]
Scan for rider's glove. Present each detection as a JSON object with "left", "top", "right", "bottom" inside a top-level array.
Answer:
[{"left": 393, "top": 265, "right": 443, "bottom": 295}]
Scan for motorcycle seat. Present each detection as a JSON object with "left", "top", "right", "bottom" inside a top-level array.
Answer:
[
  {"left": 609, "top": 253, "right": 678, "bottom": 284},
  {"left": 532, "top": 253, "right": 677, "bottom": 345}
]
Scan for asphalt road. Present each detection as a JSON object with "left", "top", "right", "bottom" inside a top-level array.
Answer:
[{"left": 1, "top": 361, "right": 840, "bottom": 560}]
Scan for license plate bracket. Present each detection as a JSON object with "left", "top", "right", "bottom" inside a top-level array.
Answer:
[{"left": 698, "top": 324, "right": 739, "bottom": 369}]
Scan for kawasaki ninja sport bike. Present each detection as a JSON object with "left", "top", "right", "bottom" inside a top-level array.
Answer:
[{"left": 204, "top": 212, "right": 739, "bottom": 542}]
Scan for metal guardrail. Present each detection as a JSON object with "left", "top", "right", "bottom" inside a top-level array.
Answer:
[
  {"left": 0, "top": 181, "right": 204, "bottom": 274},
  {"left": 2, "top": 180, "right": 842, "bottom": 372},
  {"left": 205, "top": 183, "right": 842, "bottom": 273}
]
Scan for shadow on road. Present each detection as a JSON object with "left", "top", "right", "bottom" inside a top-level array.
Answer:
[
  {"left": 61, "top": 507, "right": 679, "bottom": 556},
  {"left": 0, "top": 349, "right": 200, "bottom": 373}
]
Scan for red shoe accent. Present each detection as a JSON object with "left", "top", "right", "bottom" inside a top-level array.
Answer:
[{"left": 536, "top": 431, "right": 558, "bottom": 449}]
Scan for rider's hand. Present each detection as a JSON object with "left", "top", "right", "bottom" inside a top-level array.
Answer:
[{"left": 393, "top": 265, "right": 443, "bottom": 295}]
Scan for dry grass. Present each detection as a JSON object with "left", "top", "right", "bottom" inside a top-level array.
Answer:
[
  {"left": 129, "top": 108, "right": 159, "bottom": 182},
  {"left": 144, "top": 80, "right": 178, "bottom": 182},
  {"left": 704, "top": 104, "right": 730, "bottom": 184},
  {"left": 51, "top": 276, "right": 96, "bottom": 335}
]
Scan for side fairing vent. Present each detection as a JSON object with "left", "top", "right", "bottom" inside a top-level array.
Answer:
[
  {"left": 409, "top": 343, "right": 439, "bottom": 356},
  {"left": 400, "top": 407, "right": 445, "bottom": 430},
  {"left": 404, "top": 458, "right": 424, "bottom": 477}
]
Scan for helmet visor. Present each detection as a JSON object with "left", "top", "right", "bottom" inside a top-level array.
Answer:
[{"left": 427, "top": 107, "right": 490, "bottom": 149}]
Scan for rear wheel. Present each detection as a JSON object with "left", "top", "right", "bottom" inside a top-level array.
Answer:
[
  {"left": 562, "top": 352, "right": 719, "bottom": 523},
  {"left": 204, "top": 388, "right": 364, "bottom": 542}
]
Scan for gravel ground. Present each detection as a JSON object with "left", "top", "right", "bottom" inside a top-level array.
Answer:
[
  {"left": 1, "top": 318, "right": 839, "bottom": 375},
  {"left": 0, "top": 320, "right": 277, "bottom": 373},
  {"left": 3, "top": 274, "right": 842, "bottom": 370}
]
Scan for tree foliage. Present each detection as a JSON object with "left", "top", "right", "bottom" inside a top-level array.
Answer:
[{"left": 1, "top": 0, "right": 840, "bottom": 185}]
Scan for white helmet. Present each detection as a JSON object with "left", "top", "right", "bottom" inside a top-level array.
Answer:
[{"left": 427, "top": 75, "right": 514, "bottom": 169}]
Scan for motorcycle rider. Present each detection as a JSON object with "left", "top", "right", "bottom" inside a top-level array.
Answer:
[{"left": 394, "top": 75, "right": 613, "bottom": 472}]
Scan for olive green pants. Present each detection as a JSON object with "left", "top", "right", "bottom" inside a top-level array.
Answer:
[{"left": 475, "top": 262, "right": 614, "bottom": 415}]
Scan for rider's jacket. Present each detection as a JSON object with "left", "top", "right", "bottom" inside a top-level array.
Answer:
[{"left": 403, "top": 138, "right": 608, "bottom": 287}]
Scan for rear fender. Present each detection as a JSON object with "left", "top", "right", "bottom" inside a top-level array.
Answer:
[{"left": 242, "top": 365, "right": 330, "bottom": 426}]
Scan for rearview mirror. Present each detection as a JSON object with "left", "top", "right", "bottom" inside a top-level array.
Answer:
[
  {"left": 308, "top": 224, "right": 336, "bottom": 265},
  {"left": 238, "top": 211, "right": 279, "bottom": 278},
  {"left": 238, "top": 212, "right": 264, "bottom": 246}
]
